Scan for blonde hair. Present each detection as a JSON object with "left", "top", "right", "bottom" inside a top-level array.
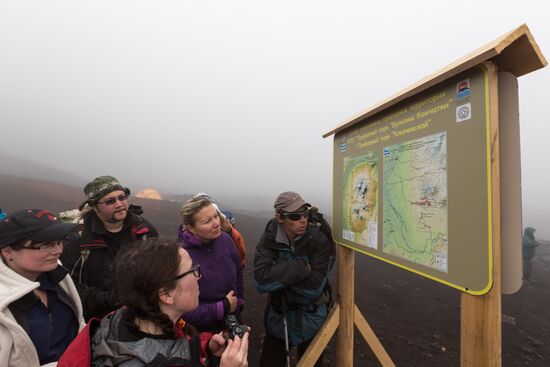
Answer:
[
  {"left": 219, "top": 212, "right": 231, "bottom": 232},
  {"left": 180, "top": 197, "right": 213, "bottom": 226}
]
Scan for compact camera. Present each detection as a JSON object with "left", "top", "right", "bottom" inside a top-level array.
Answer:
[{"left": 224, "top": 314, "right": 248, "bottom": 339}]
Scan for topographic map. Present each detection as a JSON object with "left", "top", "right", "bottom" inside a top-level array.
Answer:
[
  {"left": 383, "top": 132, "right": 448, "bottom": 272},
  {"left": 342, "top": 152, "right": 378, "bottom": 249}
]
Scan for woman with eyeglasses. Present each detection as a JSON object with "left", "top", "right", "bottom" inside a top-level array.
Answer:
[
  {"left": 90, "top": 238, "right": 248, "bottom": 366},
  {"left": 177, "top": 196, "right": 244, "bottom": 334},
  {"left": 254, "top": 192, "right": 332, "bottom": 367},
  {"left": 0, "top": 209, "right": 85, "bottom": 367}
]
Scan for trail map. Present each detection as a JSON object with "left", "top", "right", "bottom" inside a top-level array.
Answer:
[
  {"left": 342, "top": 152, "right": 379, "bottom": 249},
  {"left": 383, "top": 132, "right": 448, "bottom": 271}
]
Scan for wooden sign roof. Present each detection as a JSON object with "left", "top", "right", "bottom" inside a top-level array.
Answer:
[{"left": 323, "top": 24, "right": 547, "bottom": 138}]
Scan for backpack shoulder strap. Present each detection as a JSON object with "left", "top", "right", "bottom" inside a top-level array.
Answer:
[{"left": 309, "top": 207, "right": 336, "bottom": 270}]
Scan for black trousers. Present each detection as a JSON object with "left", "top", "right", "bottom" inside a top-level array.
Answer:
[{"left": 258, "top": 332, "right": 325, "bottom": 367}]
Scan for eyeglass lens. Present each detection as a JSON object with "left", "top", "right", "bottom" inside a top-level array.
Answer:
[
  {"left": 175, "top": 264, "right": 201, "bottom": 280},
  {"left": 285, "top": 210, "right": 309, "bottom": 221},
  {"left": 100, "top": 194, "right": 128, "bottom": 206}
]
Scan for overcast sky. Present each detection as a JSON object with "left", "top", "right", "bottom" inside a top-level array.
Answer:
[{"left": 0, "top": 0, "right": 548, "bottom": 231}]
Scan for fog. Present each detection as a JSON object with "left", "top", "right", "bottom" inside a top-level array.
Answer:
[{"left": 1, "top": 1, "right": 549, "bottom": 236}]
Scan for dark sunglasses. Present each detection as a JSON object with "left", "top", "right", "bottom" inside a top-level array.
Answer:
[
  {"left": 172, "top": 263, "right": 201, "bottom": 281},
  {"left": 22, "top": 240, "right": 63, "bottom": 251},
  {"left": 283, "top": 209, "right": 309, "bottom": 221},
  {"left": 97, "top": 194, "right": 129, "bottom": 206}
]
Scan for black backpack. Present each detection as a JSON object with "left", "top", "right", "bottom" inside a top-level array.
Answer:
[
  {"left": 309, "top": 207, "right": 336, "bottom": 309},
  {"left": 309, "top": 206, "right": 336, "bottom": 270}
]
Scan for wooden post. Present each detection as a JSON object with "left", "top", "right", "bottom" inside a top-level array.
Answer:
[
  {"left": 461, "top": 62, "right": 502, "bottom": 366},
  {"left": 336, "top": 245, "right": 355, "bottom": 366}
]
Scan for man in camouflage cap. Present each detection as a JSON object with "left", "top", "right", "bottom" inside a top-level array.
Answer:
[
  {"left": 61, "top": 175, "right": 158, "bottom": 320},
  {"left": 78, "top": 175, "right": 131, "bottom": 211}
]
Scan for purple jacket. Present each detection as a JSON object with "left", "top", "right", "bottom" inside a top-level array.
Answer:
[{"left": 177, "top": 228, "right": 244, "bottom": 332}]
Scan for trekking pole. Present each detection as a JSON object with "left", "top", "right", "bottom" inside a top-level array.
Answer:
[
  {"left": 281, "top": 293, "right": 291, "bottom": 367},
  {"left": 282, "top": 316, "right": 291, "bottom": 367}
]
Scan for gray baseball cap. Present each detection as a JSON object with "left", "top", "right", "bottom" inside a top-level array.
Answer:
[{"left": 273, "top": 191, "right": 310, "bottom": 213}]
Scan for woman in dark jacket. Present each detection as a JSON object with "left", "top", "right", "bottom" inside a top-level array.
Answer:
[
  {"left": 90, "top": 238, "right": 248, "bottom": 367},
  {"left": 177, "top": 196, "right": 244, "bottom": 333}
]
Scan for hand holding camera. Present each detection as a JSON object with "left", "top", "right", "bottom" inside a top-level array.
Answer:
[{"left": 224, "top": 314, "right": 248, "bottom": 340}]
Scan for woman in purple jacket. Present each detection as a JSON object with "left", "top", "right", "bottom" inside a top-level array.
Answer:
[{"left": 177, "top": 196, "right": 244, "bottom": 333}]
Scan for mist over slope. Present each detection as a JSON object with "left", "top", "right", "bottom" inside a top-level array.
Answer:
[
  {"left": 0, "top": 151, "right": 330, "bottom": 213},
  {"left": 0, "top": 151, "right": 86, "bottom": 187}
]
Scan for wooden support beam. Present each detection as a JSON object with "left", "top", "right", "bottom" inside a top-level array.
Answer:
[
  {"left": 336, "top": 245, "right": 355, "bottom": 366},
  {"left": 354, "top": 304, "right": 395, "bottom": 367},
  {"left": 297, "top": 304, "right": 340, "bottom": 367},
  {"left": 461, "top": 62, "right": 502, "bottom": 366}
]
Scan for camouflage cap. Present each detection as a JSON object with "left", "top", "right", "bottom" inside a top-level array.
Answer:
[{"left": 79, "top": 175, "right": 130, "bottom": 210}]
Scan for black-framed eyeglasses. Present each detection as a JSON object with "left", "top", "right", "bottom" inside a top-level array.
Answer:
[
  {"left": 22, "top": 240, "right": 63, "bottom": 251},
  {"left": 283, "top": 208, "right": 309, "bottom": 221},
  {"left": 173, "top": 263, "right": 201, "bottom": 281},
  {"left": 97, "top": 194, "right": 129, "bottom": 206}
]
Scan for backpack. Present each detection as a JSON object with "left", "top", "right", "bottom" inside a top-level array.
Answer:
[
  {"left": 59, "top": 208, "right": 84, "bottom": 224},
  {"left": 308, "top": 207, "right": 336, "bottom": 270},
  {"left": 308, "top": 207, "right": 336, "bottom": 309},
  {"left": 59, "top": 208, "right": 91, "bottom": 282}
]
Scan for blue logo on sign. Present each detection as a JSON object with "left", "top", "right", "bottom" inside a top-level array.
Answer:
[
  {"left": 339, "top": 142, "right": 347, "bottom": 153},
  {"left": 456, "top": 79, "right": 470, "bottom": 99},
  {"left": 383, "top": 148, "right": 391, "bottom": 156}
]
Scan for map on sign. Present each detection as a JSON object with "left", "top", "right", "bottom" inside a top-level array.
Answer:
[
  {"left": 383, "top": 132, "right": 448, "bottom": 272},
  {"left": 342, "top": 152, "right": 379, "bottom": 249}
]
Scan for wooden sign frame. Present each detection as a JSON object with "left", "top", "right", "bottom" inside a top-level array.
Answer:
[{"left": 294, "top": 25, "right": 547, "bottom": 367}]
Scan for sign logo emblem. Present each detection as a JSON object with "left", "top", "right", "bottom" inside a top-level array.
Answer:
[
  {"left": 456, "top": 79, "right": 470, "bottom": 99},
  {"left": 456, "top": 103, "right": 472, "bottom": 122},
  {"left": 339, "top": 138, "right": 347, "bottom": 153}
]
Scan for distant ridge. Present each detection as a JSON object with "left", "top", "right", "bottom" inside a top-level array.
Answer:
[
  {"left": 0, "top": 151, "right": 86, "bottom": 187},
  {"left": 0, "top": 174, "right": 83, "bottom": 214}
]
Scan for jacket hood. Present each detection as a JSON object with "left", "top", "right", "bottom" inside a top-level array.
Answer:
[
  {"left": 92, "top": 308, "right": 194, "bottom": 366},
  {"left": 263, "top": 218, "right": 279, "bottom": 241},
  {"left": 0, "top": 259, "right": 38, "bottom": 311},
  {"left": 177, "top": 228, "right": 209, "bottom": 249}
]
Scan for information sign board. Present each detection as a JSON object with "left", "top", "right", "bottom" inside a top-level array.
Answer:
[{"left": 333, "top": 65, "right": 493, "bottom": 294}]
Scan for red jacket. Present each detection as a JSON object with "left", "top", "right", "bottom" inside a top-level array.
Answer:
[{"left": 229, "top": 225, "right": 247, "bottom": 269}]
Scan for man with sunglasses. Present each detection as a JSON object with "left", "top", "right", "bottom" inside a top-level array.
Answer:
[
  {"left": 61, "top": 175, "right": 158, "bottom": 320},
  {"left": 254, "top": 191, "right": 332, "bottom": 367}
]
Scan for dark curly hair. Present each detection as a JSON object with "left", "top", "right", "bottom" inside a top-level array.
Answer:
[{"left": 114, "top": 237, "right": 181, "bottom": 336}]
